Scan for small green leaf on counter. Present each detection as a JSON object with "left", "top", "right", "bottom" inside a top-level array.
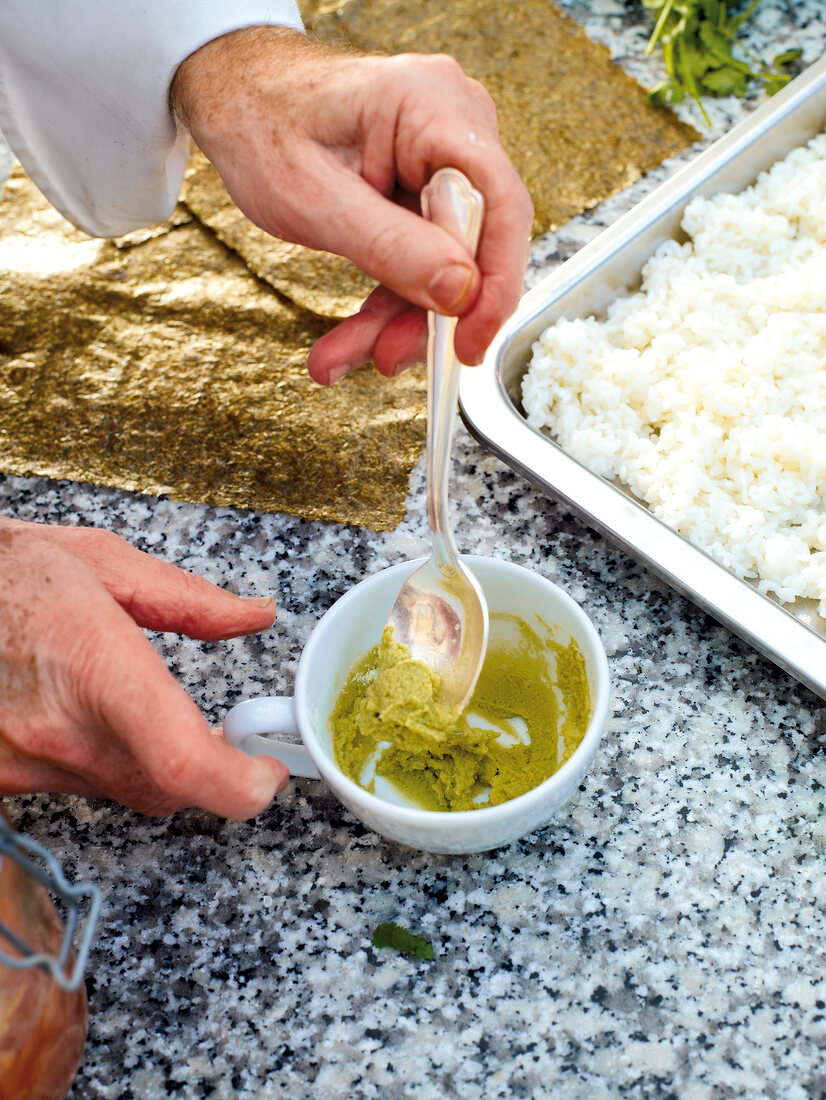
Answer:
[
  {"left": 643, "top": 0, "right": 802, "bottom": 124},
  {"left": 371, "top": 922, "right": 435, "bottom": 960}
]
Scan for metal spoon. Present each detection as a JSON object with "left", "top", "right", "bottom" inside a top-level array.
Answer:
[{"left": 385, "top": 167, "right": 489, "bottom": 713}]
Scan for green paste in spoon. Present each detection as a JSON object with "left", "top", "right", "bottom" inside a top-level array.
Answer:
[{"left": 331, "top": 612, "right": 590, "bottom": 812}]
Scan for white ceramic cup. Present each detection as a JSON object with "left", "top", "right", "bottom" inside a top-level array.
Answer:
[{"left": 223, "top": 555, "right": 610, "bottom": 854}]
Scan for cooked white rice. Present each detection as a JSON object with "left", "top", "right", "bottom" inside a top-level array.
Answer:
[{"left": 522, "top": 132, "right": 826, "bottom": 613}]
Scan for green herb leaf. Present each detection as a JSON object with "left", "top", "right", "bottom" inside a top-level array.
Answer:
[
  {"left": 644, "top": 0, "right": 802, "bottom": 124},
  {"left": 648, "top": 79, "right": 685, "bottom": 107},
  {"left": 701, "top": 67, "right": 748, "bottom": 96},
  {"left": 371, "top": 922, "right": 435, "bottom": 960},
  {"left": 774, "top": 48, "right": 803, "bottom": 68}
]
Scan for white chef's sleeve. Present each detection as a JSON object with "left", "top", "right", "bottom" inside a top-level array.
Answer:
[{"left": 0, "top": 1, "right": 304, "bottom": 238}]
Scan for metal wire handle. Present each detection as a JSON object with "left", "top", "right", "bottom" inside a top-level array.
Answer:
[{"left": 0, "top": 814, "right": 101, "bottom": 992}]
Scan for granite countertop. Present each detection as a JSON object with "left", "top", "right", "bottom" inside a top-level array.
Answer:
[{"left": 4, "top": 3, "right": 826, "bottom": 1098}]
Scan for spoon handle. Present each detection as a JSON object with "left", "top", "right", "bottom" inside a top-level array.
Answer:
[{"left": 420, "top": 168, "right": 484, "bottom": 575}]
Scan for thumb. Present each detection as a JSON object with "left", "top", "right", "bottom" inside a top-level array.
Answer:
[{"left": 96, "top": 628, "right": 290, "bottom": 819}]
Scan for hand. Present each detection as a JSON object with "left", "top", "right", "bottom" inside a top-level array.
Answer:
[
  {"left": 171, "top": 26, "right": 533, "bottom": 384},
  {"left": 0, "top": 518, "right": 287, "bottom": 817}
]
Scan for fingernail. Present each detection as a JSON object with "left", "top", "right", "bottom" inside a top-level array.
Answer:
[
  {"left": 254, "top": 759, "right": 289, "bottom": 804},
  {"left": 428, "top": 263, "right": 473, "bottom": 313},
  {"left": 243, "top": 596, "right": 275, "bottom": 608},
  {"left": 390, "top": 355, "right": 422, "bottom": 377},
  {"left": 325, "top": 362, "right": 353, "bottom": 386}
]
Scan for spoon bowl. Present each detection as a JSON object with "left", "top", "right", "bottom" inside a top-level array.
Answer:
[
  {"left": 384, "top": 552, "right": 488, "bottom": 712},
  {"left": 385, "top": 167, "right": 488, "bottom": 712}
]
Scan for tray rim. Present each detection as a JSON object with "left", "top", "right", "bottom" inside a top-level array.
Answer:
[{"left": 459, "top": 56, "right": 826, "bottom": 701}]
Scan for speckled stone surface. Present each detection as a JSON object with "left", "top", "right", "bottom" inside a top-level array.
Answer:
[{"left": 3, "top": 3, "right": 826, "bottom": 1098}]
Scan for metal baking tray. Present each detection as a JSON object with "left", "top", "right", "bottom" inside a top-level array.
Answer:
[{"left": 459, "top": 56, "right": 826, "bottom": 701}]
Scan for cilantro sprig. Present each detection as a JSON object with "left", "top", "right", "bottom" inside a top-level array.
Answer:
[
  {"left": 371, "top": 921, "right": 435, "bottom": 960},
  {"left": 644, "top": 0, "right": 802, "bottom": 124}
]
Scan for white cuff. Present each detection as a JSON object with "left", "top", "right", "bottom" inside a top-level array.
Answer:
[{"left": 0, "top": 1, "right": 304, "bottom": 237}]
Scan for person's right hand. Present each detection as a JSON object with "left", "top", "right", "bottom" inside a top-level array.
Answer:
[
  {"left": 0, "top": 518, "right": 287, "bottom": 817},
  {"left": 171, "top": 26, "right": 534, "bottom": 385}
]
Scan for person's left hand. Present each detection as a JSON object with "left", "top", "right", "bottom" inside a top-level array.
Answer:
[
  {"left": 171, "top": 26, "right": 534, "bottom": 385},
  {"left": 0, "top": 517, "right": 286, "bottom": 817}
]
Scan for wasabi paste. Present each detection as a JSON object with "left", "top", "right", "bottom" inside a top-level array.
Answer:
[{"left": 331, "top": 613, "right": 590, "bottom": 812}]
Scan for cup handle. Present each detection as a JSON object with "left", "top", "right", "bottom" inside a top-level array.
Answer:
[{"left": 222, "top": 697, "right": 321, "bottom": 780}]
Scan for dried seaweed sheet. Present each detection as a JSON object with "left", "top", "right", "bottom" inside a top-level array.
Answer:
[{"left": 0, "top": 167, "right": 424, "bottom": 530}]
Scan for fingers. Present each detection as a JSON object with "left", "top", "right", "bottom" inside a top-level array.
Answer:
[
  {"left": 358, "top": 54, "right": 533, "bottom": 362},
  {"left": 49, "top": 525, "right": 276, "bottom": 639},
  {"left": 452, "top": 167, "right": 534, "bottom": 365},
  {"left": 81, "top": 606, "right": 289, "bottom": 819},
  {"left": 0, "top": 520, "right": 287, "bottom": 819},
  {"left": 306, "top": 285, "right": 427, "bottom": 384},
  {"left": 314, "top": 156, "right": 529, "bottom": 370},
  {"left": 280, "top": 153, "right": 483, "bottom": 319},
  {"left": 403, "top": 118, "right": 533, "bottom": 366},
  {"left": 289, "top": 78, "right": 531, "bottom": 368},
  {"left": 373, "top": 308, "right": 428, "bottom": 377}
]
